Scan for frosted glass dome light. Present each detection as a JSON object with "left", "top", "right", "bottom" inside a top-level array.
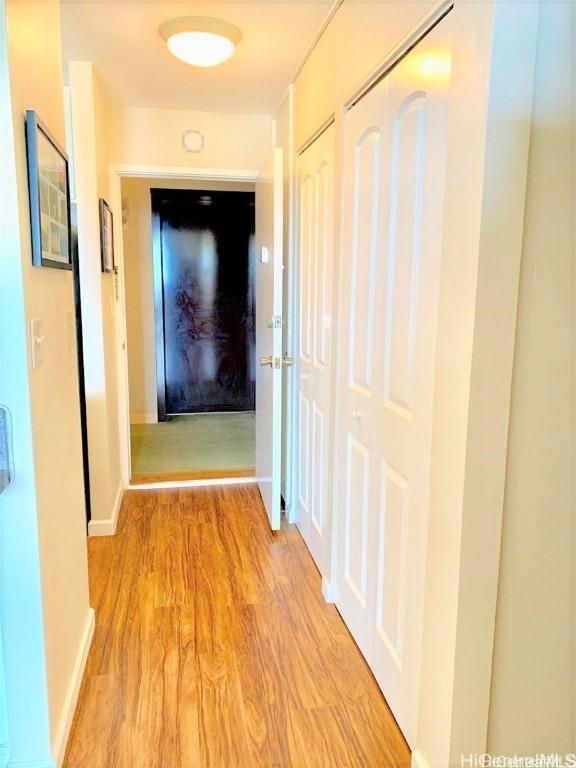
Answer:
[{"left": 159, "top": 17, "right": 242, "bottom": 68}]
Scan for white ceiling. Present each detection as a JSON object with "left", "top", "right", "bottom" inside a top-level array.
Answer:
[{"left": 60, "top": 0, "right": 333, "bottom": 114}]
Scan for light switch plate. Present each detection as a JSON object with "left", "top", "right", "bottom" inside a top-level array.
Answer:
[
  {"left": 261, "top": 246, "right": 269, "bottom": 264},
  {"left": 30, "top": 317, "right": 45, "bottom": 370}
]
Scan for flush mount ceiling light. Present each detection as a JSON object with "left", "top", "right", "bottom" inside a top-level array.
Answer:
[{"left": 159, "top": 16, "right": 242, "bottom": 68}]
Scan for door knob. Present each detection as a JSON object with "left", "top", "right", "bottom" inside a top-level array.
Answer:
[
  {"left": 260, "top": 355, "right": 273, "bottom": 367},
  {"left": 282, "top": 355, "right": 293, "bottom": 367}
]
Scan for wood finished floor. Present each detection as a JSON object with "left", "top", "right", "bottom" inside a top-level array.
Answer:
[{"left": 64, "top": 485, "right": 410, "bottom": 768}]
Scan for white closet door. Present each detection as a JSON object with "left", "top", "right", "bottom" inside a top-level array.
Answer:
[
  {"left": 335, "top": 21, "right": 452, "bottom": 745},
  {"left": 335, "top": 81, "right": 392, "bottom": 658},
  {"left": 296, "top": 124, "right": 335, "bottom": 575}
]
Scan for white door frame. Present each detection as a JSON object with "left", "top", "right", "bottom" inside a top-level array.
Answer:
[
  {"left": 271, "top": 86, "right": 301, "bottom": 525},
  {"left": 107, "top": 164, "right": 259, "bottom": 488},
  {"left": 282, "top": 87, "right": 299, "bottom": 523},
  {"left": 255, "top": 148, "right": 284, "bottom": 528}
]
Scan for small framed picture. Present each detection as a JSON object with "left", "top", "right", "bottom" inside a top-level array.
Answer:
[
  {"left": 99, "top": 199, "right": 114, "bottom": 273},
  {"left": 25, "top": 110, "right": 71, "bottom": 270}
]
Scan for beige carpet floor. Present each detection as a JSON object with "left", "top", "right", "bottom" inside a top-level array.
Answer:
[{"left": 130, "top": 412, "right": 255, "bottom": 479}]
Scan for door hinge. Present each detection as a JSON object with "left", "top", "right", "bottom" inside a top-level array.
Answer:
[{"left": 273, "top": 315, "right": 282, "bottom": 329}]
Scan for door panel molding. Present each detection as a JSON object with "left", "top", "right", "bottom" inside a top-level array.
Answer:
[
  {"left": 295, "top": 123, "right": 336, "bottom": 577},
  {"left": 334, "top": 16, "right": 452, "bottom": 748}
]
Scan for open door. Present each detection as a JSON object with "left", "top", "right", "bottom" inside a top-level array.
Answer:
[{"left": 255, "top": 147, "right": 284, "bottom": 529}]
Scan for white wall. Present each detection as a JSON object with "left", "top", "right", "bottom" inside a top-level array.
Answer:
[
  {"left": 68, "top": 62, "right": 123, "bottom": 532},
  {"left": 108, "top": 105, "right": 271, "bottom": 172},
  {"left": 0, "top": 2, "right": 92, "bottom": 765},
  {"left": 487, "top": 4, "right": 575, "bottom": 753},
  {"left": 121, "top": 177, "right": 255, "bottom": 424},
  {"left": 293, "top": 1, "right": 435, "bottom": 148}
]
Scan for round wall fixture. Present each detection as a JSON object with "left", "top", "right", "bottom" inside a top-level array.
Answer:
[
  {"left": 182, "top": 130, "right": 204, "bottom": 153},
  {"left": 159, "top": 16, "right": 242, "bottom": 68}
]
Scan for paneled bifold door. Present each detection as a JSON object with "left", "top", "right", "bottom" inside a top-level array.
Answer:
[
  {"left": 335, "top": 20, "right": 452, "bottom": 746},
  {"left": 296, "top": 124, "right": 335, "bottom": 576}
]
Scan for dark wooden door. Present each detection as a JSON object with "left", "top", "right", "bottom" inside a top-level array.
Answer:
[{"left": 152, "top": 189, "right": 255, "bottom": 416}]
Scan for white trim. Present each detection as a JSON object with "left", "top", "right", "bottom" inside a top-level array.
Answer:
[
  {"left": 111, "top": 164, "right": 258, "bottom": 182},
  {"left": 130, "top": 412, "right": 157, "bottom": 425},
  {"left": 284, "top": 85, "right": 298, "bottom": 525},
  {"left": 88, "top": 483, "right": 124, "bottom": 537},
  {"left": 326, "top": 110, "right": 348, "bottom": 624},
  {"left": 109, "top": 165, "right": 131, "bottom": 490},
  {"left": 128, "top": 476, "right": 258, "bottom": 491},
  {"left": 321, "top": 576, "right": 337, "bottom": 604},
  {"left": 410, "top": 750, "right": 430, "bottom": 768},
  {"left": 52, "top": 608, "right": 95, "bottom": 768}
]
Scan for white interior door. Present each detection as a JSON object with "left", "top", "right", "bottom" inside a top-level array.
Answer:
[
  {"left": 296, "top": 124, "right": 335, "bottom": 574},
  {"left": 335, "top": 21, "right": 452, "bottom": 745},
  {"left": 255, "top": 147, "right": 284, "bottom": 530}
]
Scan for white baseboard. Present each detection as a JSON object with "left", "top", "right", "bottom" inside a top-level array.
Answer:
[
  {"left": 411, "top": 749, "right": 431, "bottom": 768},
  {"left": 88, "top": 483, "right": 124, "bottom": 537},
  {"left": 52, "top": 608, "right": 95, "bottom": 767},
  {"left": 130, "top": 412, "right": 157, "bottom": 424},
  {"left": 321, "top": 576, "right": 338, "bottom": 604}
]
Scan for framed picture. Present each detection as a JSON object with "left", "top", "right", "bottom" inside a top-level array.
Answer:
[
  {"left": 25, "top": 110, "right": 71, "bottom": 270},
  {"left": 99, "top": 199, "right": 114, "bottom": 273}
]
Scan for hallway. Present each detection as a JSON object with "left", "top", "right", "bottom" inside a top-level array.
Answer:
[{"left": 64, "top": 486, "right": 410, "bottom": 767}]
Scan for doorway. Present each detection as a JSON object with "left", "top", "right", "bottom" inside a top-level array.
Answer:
[
  {"left": 152, "top": 188, "right": 255, "bottom": 417},
  {"left": 121, "top": 178, "right": 257, "bottom": 482}
]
